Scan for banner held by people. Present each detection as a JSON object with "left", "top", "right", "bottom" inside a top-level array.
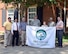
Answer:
[{"left": 26, "top": 26, "right": 56, "bottom": 48}]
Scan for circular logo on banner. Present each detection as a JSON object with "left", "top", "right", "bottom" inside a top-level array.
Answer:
[{"left": 36, "top": 29, "right": 47, "bottom": 40}]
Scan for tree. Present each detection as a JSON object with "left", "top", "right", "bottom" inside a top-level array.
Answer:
[{"left": 2, "top": 0, "right": 68, "bottom": 19}]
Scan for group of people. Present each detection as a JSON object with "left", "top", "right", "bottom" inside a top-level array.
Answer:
[
  {"left": 3, "top": 15, "right": 64, "bottom": 48},
  {"left": 32, "top": 16, "right": 64, "bottom": 48},
  {"left": 3, "top": 17, "right": 27, "bottom": 47}
]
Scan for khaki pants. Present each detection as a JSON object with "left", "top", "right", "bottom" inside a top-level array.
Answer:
[
  {"left": 4, "top": 30, "right": 12, "bottom": 46},
  {"left": 20, "top": 31, "right": 26, "bottom": 45}
]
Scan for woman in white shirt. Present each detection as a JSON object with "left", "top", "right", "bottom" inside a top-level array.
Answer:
[{"left": 41, "top": 21, "right": 48, "bottom": 27}]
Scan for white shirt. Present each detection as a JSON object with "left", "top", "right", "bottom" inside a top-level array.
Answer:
[
  {"left": 11, "top": 22, "right": 19, "bottom": 34},
  {"left": 48, "top": 21, "right": 55, "bottom": 27},
  {"left": 41, "top": 25, "right": 48, "bottom": 27},
  {"left": 56, "top": 20, "right": 64, "bottom": 30}
]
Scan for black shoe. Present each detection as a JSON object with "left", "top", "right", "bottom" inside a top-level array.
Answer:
[
  {"left": 59, "top": 46, "right": 63, "bottom": 48},
  {"left": 22, "top": 45, "right": 24, "bottom": 46},
  {"left": 24, "top": 44, "right": 28, "bottom": 46},
  {"left": 16, "top": 45, "right": 19, "bottom": 46},
  {"left": 5, "top": 46, "right": 7, "bottom": 48},
  {"left": 12, "top": 45, "right": 14, "bottom": 47}
]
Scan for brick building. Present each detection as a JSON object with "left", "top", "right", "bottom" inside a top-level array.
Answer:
[{"left": 0, "top": 1, "right": 68, "bottom": 35}]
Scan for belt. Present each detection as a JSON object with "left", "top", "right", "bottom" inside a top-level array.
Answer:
[
  {"left": 6, "top": 30, "right": 11, "bottom": 31},
  {"left": 13, "top": 30, "right": 18, "bottom": 31},
  {"left": 21, "top": 30, "right": 26, "bottom": 31}
]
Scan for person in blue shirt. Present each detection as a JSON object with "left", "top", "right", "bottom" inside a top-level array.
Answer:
[{"left": 19, "top": 17, "right": 27, "bottom": 46}]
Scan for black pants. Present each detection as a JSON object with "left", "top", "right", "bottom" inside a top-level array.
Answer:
[{"left": 12, "top": 30, "right": 19, "bottom": 46}]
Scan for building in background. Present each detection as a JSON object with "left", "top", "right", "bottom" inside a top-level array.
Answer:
[
  {"left": 0, "top": 0, "right": 68, "bottom": 35},
  {"left": 0, "top": 1, "right": 14, "bottom": 35}
]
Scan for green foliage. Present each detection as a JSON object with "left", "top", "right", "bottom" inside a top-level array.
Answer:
[
  {"left": 63, "top": 35, "right": 68, "bottom": 42},
  {"left": 2, "top": 0, "right": 13, "bottom": 3},
  {"left": 2, "top": 0, "right": 23, "bottom": 3},
  {"left": 14, "top": 0, "right": 22, "bottom": 3},
  {"left": 2, "top": 0, "right": 61, "bottom": 7}
]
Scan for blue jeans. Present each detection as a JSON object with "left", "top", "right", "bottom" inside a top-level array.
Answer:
[{"left": 56, "top": 30, "right": 63, "bottom": 47}]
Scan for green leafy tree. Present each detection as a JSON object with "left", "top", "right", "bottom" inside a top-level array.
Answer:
[
  {"left": 2, "top": 0, "right": 67, "bottom": 18},
  {"left": 2, "top": 0, "right": 58, "bottom": 7}
]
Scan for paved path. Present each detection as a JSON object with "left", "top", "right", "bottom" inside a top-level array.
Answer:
[{"left": 0, "top": 44, "right": 68, "bottom": 54}]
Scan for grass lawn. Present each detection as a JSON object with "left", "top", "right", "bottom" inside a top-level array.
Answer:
[
  {"left": 63, "top": 39, "right": 68, "bottom": 42},
  {"left": 63, "top": 35, "right": 68, "bottom": 42}
]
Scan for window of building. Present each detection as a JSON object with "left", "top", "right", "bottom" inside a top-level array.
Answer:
[
  {"left": 2, "top": 9, "right": 6, "bottom": 26},
  {"left": 27, "top": 6, "right": 37, "bottom": 25},
  {"left": 7, "top": 8, "right": 14, "bottom": 22},
  {"left": 66, "top": 11, "right": 68, "bottom": 27}
]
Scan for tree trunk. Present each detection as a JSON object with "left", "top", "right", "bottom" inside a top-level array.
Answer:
[{"left": 51, "top": 4, "right": 56, "bottom": 19}]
